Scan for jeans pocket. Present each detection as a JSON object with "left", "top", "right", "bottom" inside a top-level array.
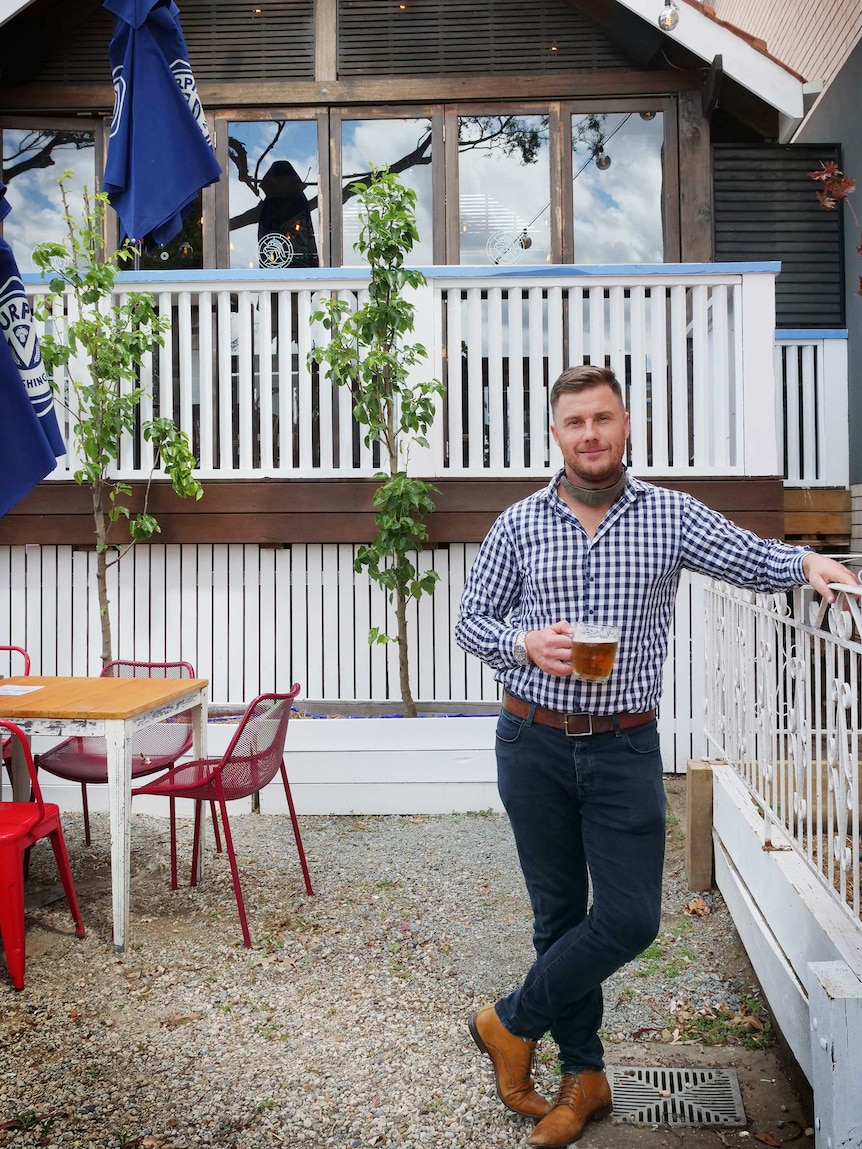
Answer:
[
  {"left": 621, "top": 720, "right": 661, "bottom": 756},
  {"left": 496, "top": 708, "right": 525, "bottom": 745}
]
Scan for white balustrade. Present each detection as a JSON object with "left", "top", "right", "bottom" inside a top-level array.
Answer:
[
  {"left": 774, "top": 331, "right": 850, "bottom": 486},
  {"left": 26, "top": 262, "right": 836, "bottom": 483}
]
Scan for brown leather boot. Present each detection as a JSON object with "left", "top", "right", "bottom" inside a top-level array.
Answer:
[
  {"left": 468, "top": 1005, "right": 552, "bottom": 1118},
  {"left": 527, "top": 1070, "right": 612, "bottom": 1146}
]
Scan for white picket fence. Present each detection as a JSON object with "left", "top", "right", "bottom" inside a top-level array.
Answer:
[{"left": 0, "top": 542, "right": 707, "bottom": 772}]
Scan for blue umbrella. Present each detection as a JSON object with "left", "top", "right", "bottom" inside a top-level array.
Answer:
[
  {"left": 103, "top": 0, "right": 221, "bottom": 245},
  {"left": 0, "top": 182, "right": 65, "bottom": 517}
]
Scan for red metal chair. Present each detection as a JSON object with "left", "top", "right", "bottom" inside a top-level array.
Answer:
[
  {"left": 1, "top": 646, "right": 31, "bottom": 783},
  {"left": 34, "top": 660, "right": 217, "bottom": 847},
  {"left": 0, "top": 721, "right": 85, "bottom": 989},
  {"left": 132, "top": 687, "right": 313, "bottom": 947}
]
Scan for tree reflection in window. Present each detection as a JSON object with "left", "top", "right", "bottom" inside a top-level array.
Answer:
[{"left": 1, "top": 128, "right": 96, "bottom": 271}]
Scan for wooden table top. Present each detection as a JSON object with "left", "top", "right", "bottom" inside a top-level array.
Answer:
[{"left": 0, "top": 676, "right": 209, "bottom": 721}]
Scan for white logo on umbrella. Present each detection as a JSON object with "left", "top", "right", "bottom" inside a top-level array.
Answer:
[
  {"left": 109, "top": 64, "right": 127, "bottom": 139},
  {"left": 170, "top": 58, "right": 213, "bottom": 145},
  {"left": 0, "top": 275, "right": 52, "bottom": 411}
]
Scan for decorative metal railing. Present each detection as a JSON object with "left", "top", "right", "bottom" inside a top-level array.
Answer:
[
  {"left": 25, "top": 261, "right": 807, "bottom": 483},
  {"left": 704, "top": 571, "right": 862, "bottom": 924}
]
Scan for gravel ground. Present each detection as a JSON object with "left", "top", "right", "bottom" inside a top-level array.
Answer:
[{"left": 2, "top": 778, "right": 780, "bottom": 1149}]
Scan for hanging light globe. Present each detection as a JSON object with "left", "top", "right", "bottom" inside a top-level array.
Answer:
[{"left": 657, "top": 1, "right": 679, "bottom": 31}]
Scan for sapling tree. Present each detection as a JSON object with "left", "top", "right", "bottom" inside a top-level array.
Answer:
[
  {"left": 310, "top": 167, "right": 444, "bottom": 717},
  {"left": 32, "top": 174, "right": 202, "bottom": 665}
]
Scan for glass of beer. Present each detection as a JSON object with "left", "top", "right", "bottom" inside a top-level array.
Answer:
[{"left": 570, "top": 623, "right": 619, "bottom": 681}]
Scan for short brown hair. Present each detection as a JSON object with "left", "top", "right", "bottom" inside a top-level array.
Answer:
[{"left": 550, "top": 364, "right": 623, "bottom": 411}]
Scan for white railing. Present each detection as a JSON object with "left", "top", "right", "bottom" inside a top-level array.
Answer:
[
  {"left": 775, "top": 330, "right": 849, "bottom": 487},
  {"left": 704, "top": 571, "right": 862, "bottom": 925},
  {"left": 25, "top": 262, "right": 794, "bottom": 482}
]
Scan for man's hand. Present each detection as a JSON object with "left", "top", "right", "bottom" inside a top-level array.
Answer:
[
  {"left": 801, "top": 553, "right": 860, "bottom": 604},
  {"left": 525, "top": 621, "right": 576, "bottom": 678}
]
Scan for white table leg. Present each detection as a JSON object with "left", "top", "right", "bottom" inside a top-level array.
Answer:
[
  {"left": 192, "top": 694, "right": 209, "bottom": 881},
  {"left": 10, "top": 734, "right": 29, "bottom": 801},
  {"left": 104, "top": 719, "right": 131, "bottom": 953}
]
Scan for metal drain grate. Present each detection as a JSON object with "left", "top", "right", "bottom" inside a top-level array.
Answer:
[{"left": 609, "top": 1066, "right": 746, "bottom": 1127}]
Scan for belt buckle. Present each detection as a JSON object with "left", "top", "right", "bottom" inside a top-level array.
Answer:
[{"left": 563, "top": 712, "right": 593, "bottom": 738}]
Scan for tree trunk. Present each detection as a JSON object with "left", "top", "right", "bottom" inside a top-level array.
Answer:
[
  {"left": 92, "top": 485, "right": 113, "bottom": 667},
  {"left": 395, "top": 586, "right": 416, "bottom": 718}
]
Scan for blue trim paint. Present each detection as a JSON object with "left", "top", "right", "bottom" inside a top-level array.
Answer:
[
  {"left": 776, "top": 329, "right": 849, "bottom": 340},
  {"left": 21, "top": 261, "right": 783, "bottom": 286}
]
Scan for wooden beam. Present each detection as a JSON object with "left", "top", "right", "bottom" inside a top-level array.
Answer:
[
  {"left": 677, "top": 88, "right": 712, "bottom": 261},
  {"left": 314, "top": 0, "right": 337, "bottom": 82},
  {"left": 0, "top": 476, "right": 787, "bottom": 546},
  {"left": 703, "top": 54, "right": 723, "bottom": 118},
  {"left": 0, "top": 70, "right": 700, "bottom": 112}
]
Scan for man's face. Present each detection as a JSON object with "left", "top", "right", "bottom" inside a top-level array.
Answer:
[{"left": 550, "top": 384, "right": 630, "bottom": 487}]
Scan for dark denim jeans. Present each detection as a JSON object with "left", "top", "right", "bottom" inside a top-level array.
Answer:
[{"left": 494, "top": 706, "right": 666, "bottom": 1074}]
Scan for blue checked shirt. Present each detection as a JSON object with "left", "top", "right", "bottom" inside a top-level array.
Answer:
[{"left": 455, "top": 470, "right": 809, "bottom": 714}]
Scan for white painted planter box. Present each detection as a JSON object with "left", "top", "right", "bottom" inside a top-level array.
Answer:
[
  {"left": 712, "top": 765, "right": 862, "bottom": 1147},
  {"left": 35, "top": 716, "right": 501, "bottom": 818}
]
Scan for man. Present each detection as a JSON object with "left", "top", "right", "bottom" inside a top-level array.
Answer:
[{"left": 454, "top": 364, "right": 856, "bottom": 1148}]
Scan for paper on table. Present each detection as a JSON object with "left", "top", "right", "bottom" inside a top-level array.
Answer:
[{"left": 0, "top": 684, "right": 44, "bottom": 695}]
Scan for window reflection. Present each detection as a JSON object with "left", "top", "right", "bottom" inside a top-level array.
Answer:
[
  {"left": 571, "top": 111, "right": 665, "bottom": 263},
  {"left": 138, "top": 191, "right": 204, "bottom": 270},
  {"left": 228, "top": 121, "right": 320, "bottom": 269},
  {"left": 341, "top": 119, "right": 433, "bottom": 265},
  {"left": 0, "top": 127, "right": 96, "bottom": 271},
  {"left": 458, "top": 115, "right": 550, "bottom": 266}
]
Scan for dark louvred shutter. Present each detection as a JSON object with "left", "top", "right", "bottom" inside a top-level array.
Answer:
[
  {"left": 32, "top": 0, "right": 316, "bottom": 85},
  {"left": 713, "top": 142, "right": 845, "bottom": 329},
  {"left": 337, "top": 0, "right": 635, "bottom": 77}
]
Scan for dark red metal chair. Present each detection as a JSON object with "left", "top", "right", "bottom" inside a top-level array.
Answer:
[
  {"left": 132, "top": 687, "right": 313, "bottom": 947},
  {"left": 1, "top": 646, "right": 31, "bottom": 783},
  {"left": 34, "top": 660, "right": 216, "bottom": 847},
  {"left": 0, "top": 721, "right": 85, "bottom": 989}
]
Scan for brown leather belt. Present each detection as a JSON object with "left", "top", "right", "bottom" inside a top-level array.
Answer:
[{"left": 503, "top": 692, "right": 656, "bottom": 737}]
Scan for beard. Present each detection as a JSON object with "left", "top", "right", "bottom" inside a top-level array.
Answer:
[{"left": 566, "top": 450, "right": 625, "bottom": 488}]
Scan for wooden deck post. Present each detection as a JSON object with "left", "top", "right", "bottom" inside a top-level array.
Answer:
[{"left": 685, "top": 759, "right": 715, "bottom": 891}]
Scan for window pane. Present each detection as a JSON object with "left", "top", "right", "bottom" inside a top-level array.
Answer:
[
  {"left": 571, "top": 111, "right": 665, "bottom": 263},
  {"left": 458, "top": 114, "right": 550, "bottom": 266},
  {"left": 138, "top": 191, "right": 204, "bottom": 270},
  {"left": 228, "top": 120, "right": 320, "bottom": 270},
  {"left": 1, "top": 128, "right": 96, "bottom": 271},
  {"left": 341, "top": 119, "right": 433, "bottom": 265}
]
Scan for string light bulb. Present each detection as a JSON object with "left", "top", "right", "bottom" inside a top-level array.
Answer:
[
  {"left": 657, "top": 1, "right": 679, "bottom": 31},
  {"left": 595, "top": 152, "right": 612, "bottom": 171}
]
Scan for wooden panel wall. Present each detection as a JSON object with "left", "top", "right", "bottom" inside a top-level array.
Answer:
[{"left": 0, "top": 476, "right": 787, "bottom": 547}]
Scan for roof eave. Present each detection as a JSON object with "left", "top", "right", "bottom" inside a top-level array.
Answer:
[
  {"left": 0, "top": 0, "right": 37, "bottom": 27},
  {"left": 612, "top": 0, "right": 805, "bottom": 119}
]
